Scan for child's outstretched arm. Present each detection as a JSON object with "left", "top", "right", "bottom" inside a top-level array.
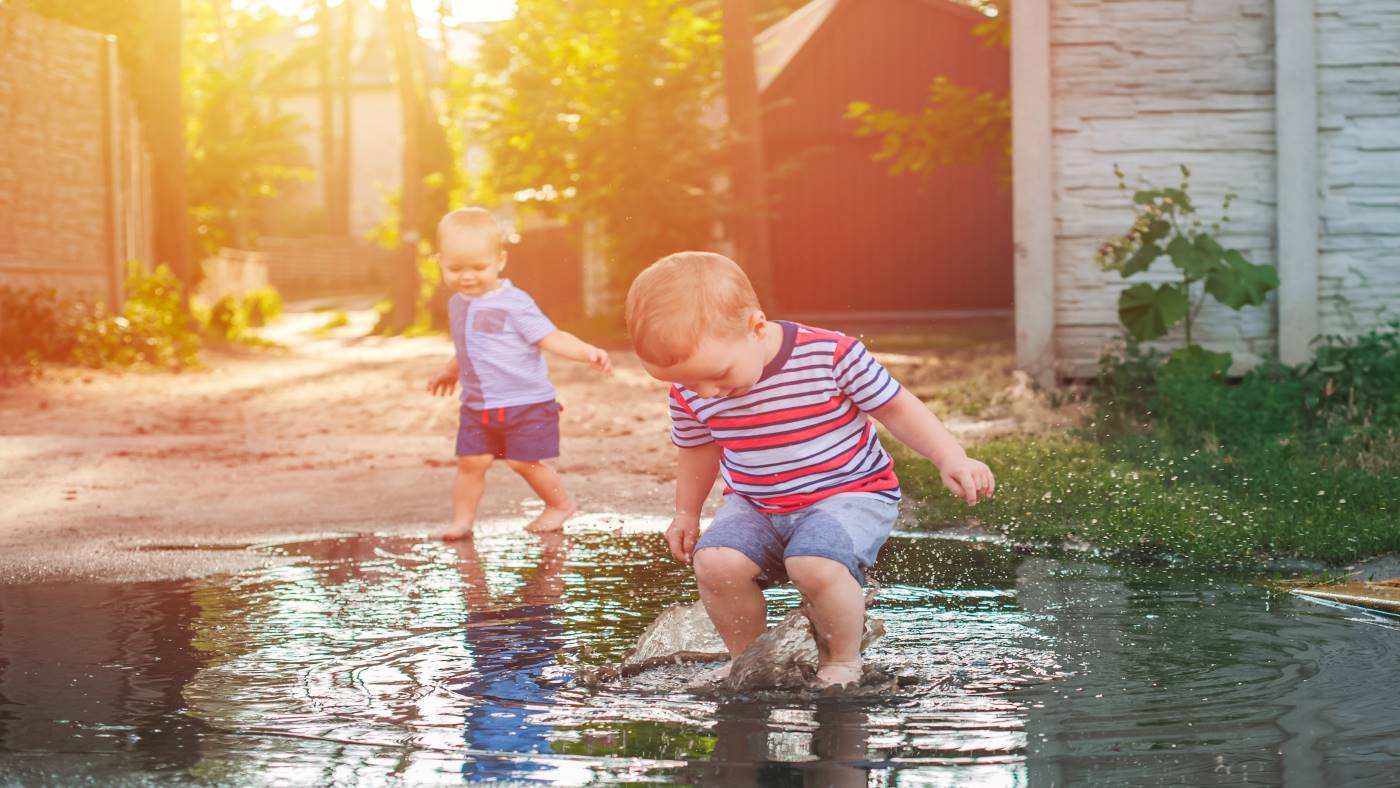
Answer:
[
  {"left": 538, "top": 330, "right": 613, "bottom": 375},
  {"left": 666, "top": 443, "right": 722, "bottom": 564},
  {"left": 428, "top": 356, "right": 459, "bottom": 396},
  {"left": 871, "top": 389, "right": 995, "bottom": 505}
]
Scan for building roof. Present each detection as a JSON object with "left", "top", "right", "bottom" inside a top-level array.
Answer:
[
  {"left": 754, "top": 0, "right": 841, "bottom": 92},
  {"left": 754, "top": 0, "right": 992, "bottom": 93}
]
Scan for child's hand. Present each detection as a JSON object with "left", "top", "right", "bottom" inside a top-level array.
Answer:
[
  {"left": 940, "top": 456, "right": 995, "bottom": 505},
  {"left": 427, "top": 371, "right": 457, "bottom": 397},
  {"left": 665, "top": 514, "right": 701, "bottom": 563},
  {"left": 585, "top": 345, "right": 613, "bottom": 375}
]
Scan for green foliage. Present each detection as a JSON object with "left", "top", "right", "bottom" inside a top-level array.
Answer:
[
  {"left": 74, "top": 263, "right": 202, "bottom": 369},
  {"left": 1301, "top": 325, "right": 1400, "bottom": 426},
  {"left": 204, "top": 295, "right": 248, "bottom": 341},
  {"left": 242, "top": 287, "right": 284, "bottom": 327},
  {"left": 902, "top": 324, "right": 1400, "bottom": 566},
  {"left": 845, "top": 1, "right": 1010, "bottom": 177},
  {"left": 1117, "top": 282, "right": 1189, "bottom": 343},
  {"left": 183, "top": 0, "right": 313, "bottom": 256},
  {"left": 899, "top": 432, "right": 1398, "bottom": 566},
  {"left": 29, "top": 0, "right": 312, "bottom": 259},
  {"left": 313, "top": 310, "right": 350, "bottom": 337},
  {"left": 191, "top": 287, "right": 284, "bottom": 345},
  {"left": 1091, "top": 341, "right": 1163, "bottom": 434},
  {"left": 1097, "top": 165, "right": 1279, "bottom": 350},
  {"left": 1097, "top": 325, "right": 1400, "bottom": 452},
  {"left": 472, "top": 0, "right": 725, "bottom": 286},
  {"left": 0, "top": 286, "right": 82, "bottom": 379},
  {"left": 847, "top": 76, "right": 1011, "bottom": 176}
]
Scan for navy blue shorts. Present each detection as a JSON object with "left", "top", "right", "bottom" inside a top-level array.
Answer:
[{"left": 457, "top": 401, "right": 561, "bottom": 461}]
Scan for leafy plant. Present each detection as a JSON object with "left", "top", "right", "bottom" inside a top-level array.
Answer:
[
  {"left": 1300, "top": 322, "right": 1400, "bottom": 427},
  {"left": 1096, "top": 165, "right": 1279, "bottom": 360},
  {"left": 242, "top": 287, "right": 284, "bottom": 327},
  {"left": 0, "top": 286, "right": 82, "bottom": 380},
  {"left": 73, "top": 263, "right": 202, "bottom": 369},
  {"left": 847, "top": 77, "right": 1011, "bottom": 176},
  {"left": 1091, "top": 341, "right": 1162, "bottom": 435},
  {"left": 845, "top": 0, "right": 1010, "bottom": 177}
]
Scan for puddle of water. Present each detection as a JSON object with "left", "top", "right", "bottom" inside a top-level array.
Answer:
[{"left": 2, "top": 526, "right": 1399, "bottom": 785}]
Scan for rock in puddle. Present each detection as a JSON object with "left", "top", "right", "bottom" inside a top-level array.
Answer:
[{"left": 573, "top": 586, "right": 905, "bottom": 694}]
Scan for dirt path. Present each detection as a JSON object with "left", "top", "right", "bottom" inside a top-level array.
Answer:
[
  {"left": 0, "top": 309, "right": 681, "bottom": 582},
  {"left": 0, "top": 310, "right": 1045, "bottom": 582}
]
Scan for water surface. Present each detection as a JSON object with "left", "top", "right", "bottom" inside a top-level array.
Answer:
[{"left": 1, "top": 521, "right": 1398, "bottom": 785}]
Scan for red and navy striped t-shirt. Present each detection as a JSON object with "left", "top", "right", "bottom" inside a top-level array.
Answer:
[{"left": 669, "top": 321, "right": 902, "bottom": 513}]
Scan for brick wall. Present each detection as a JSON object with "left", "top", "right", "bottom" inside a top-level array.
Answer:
[{"left": 0, "top": 8, "right": 152, "bottom": 308}]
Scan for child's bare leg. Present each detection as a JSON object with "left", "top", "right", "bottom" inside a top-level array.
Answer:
[
  {"left": 786, "top": 556, "right": 865, "bottom": 688},
  {"left": 692, "top": 547, "right": 767, "bottom": 684},
  {"left": 440, "top": 454, "right": 494, "bottom": 541},
  {"left": 505, "top": 459, "right": 576, "bottom": 533}
]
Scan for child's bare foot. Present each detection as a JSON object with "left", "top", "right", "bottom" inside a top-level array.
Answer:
[
  {"left": 525, "top": 499, "right": 577, "bottom": 533},
  {"left": 813, "top": 661, "right": 863, "bottom": 690},
  {"left": 436, "top": 524, "right": 476, "bottom": 541},
  {"left": 688, "top": 661, "right": 732, "bottom": 689}
]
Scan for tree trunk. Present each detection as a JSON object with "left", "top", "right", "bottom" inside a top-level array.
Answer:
[
  {"left": 144, "top": 0, "right": 194, "bottom": 286},
  {"left": 317, "top": 0, "right": 344, "bottom": 235},
  {"left": 337, "top": 0, "right": 355, "bottom": 234},
  {"left": 721, "top": 0, "right": 774, "bottom": 307},
  {"left": 383, "top": 0, "right": 423, "bottom": 332}
]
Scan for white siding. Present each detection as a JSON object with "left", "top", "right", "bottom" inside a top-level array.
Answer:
[
  {"left": 1049, "top": 0, "right": 1278, "bottom": 377},
  {"left": 1316, "top": 0, "right": 1400, "bottom": 337}
]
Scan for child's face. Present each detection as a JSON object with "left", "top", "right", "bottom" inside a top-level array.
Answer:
[
  {"left": 642, "top": 313, "right": 770, "bottom": 399},
  {"left": 439, "top": 229, "right": 506, "bottom": 296}
]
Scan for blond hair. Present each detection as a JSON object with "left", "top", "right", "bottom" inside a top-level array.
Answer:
[
  {"left": 437, "top": 207, "right": 504, "bottom": 248},
  {"left": 626, "top": 252, "right": 761, "bottom": 366}
]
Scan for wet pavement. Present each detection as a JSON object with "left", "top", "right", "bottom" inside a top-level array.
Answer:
[{"left": 1, "top": 520, "right": 1398, "bottom": 786}]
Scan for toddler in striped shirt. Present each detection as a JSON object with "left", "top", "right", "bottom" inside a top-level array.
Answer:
[{"left": 625, "top": 252, "right": 994, "bottom": 689}]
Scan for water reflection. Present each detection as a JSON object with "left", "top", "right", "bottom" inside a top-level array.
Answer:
[
  {"left": 0, "top": 578, "right": 205, "bottom": 780},
  {"left": 451, "top": 533, "right": 570, "bottom": 781},
  {"left": 703, "top": 700, "right": 871, "bottom": 787},
  {"left": 0, "top": 526, "right": 1397, "bottom": 785}
]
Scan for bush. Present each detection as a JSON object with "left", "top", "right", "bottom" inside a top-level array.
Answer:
[
  {"left": 1300, "top": 323, "right": 1400, "bottom": 428},
  {"left": 73, "top": 263, "right": 202, "bottom": 369},
  {"left": 1091, "top": 341, "right": 1161, "bottom": 435},
  {"left": 193, "top": 287, "right": 285, "bottom": 344},
  {"left": 242, "top": 287, "right": 283, "bottom": 327},
  {"left": 0, "top": 286, "right": 82, "bottom": 378},
  {"left": 203, "top": 295, "right": 247, "bottom": 341}
]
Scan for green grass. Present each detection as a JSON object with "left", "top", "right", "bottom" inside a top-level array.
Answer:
[{"left": 900, "top": 432, "right": 1398, "bottom": 567}]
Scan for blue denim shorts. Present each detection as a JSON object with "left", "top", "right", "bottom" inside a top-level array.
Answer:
[
  {"left": 695, "top": 493, "right": 899, "bottom": 586},
  {"left": 457, "top": 401, "right": 560, "bottom": 461}
]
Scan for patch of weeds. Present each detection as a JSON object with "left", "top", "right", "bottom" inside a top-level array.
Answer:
[
  {"left": 901, "top": 323, "right": 1400, "bottom": 566},
  {"left": 243, "top": 288, "right": 284, "bottom": 327},
  {"left": 313, "top": 310, "right": 351, "bottom": 337},
  {"left": 898, "top": 435, "right": 1398, "bottom": 566},
  {"left": 0, "top": 285, "right": 82, "bottom": 381},
  {"left": 919, "top": 377, "right": 999, "bottom": 418},
  {"left": 73, "top": 263, "right": 202, "bottom": 370},
  {"left": 193, "top": 287, "right": 286, "bottom": 348}
]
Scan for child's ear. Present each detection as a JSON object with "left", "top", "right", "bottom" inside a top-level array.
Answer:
[
  {"left": 750, "top": 310, "right": 768, "bottom": 337},
  {"left": 498, "top": 250, "right": 509, "bottom": 271}
]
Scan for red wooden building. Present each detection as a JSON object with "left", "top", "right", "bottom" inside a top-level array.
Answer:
[{"left": 756, "top": 0, "right": 1011, "bottom": 316}]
